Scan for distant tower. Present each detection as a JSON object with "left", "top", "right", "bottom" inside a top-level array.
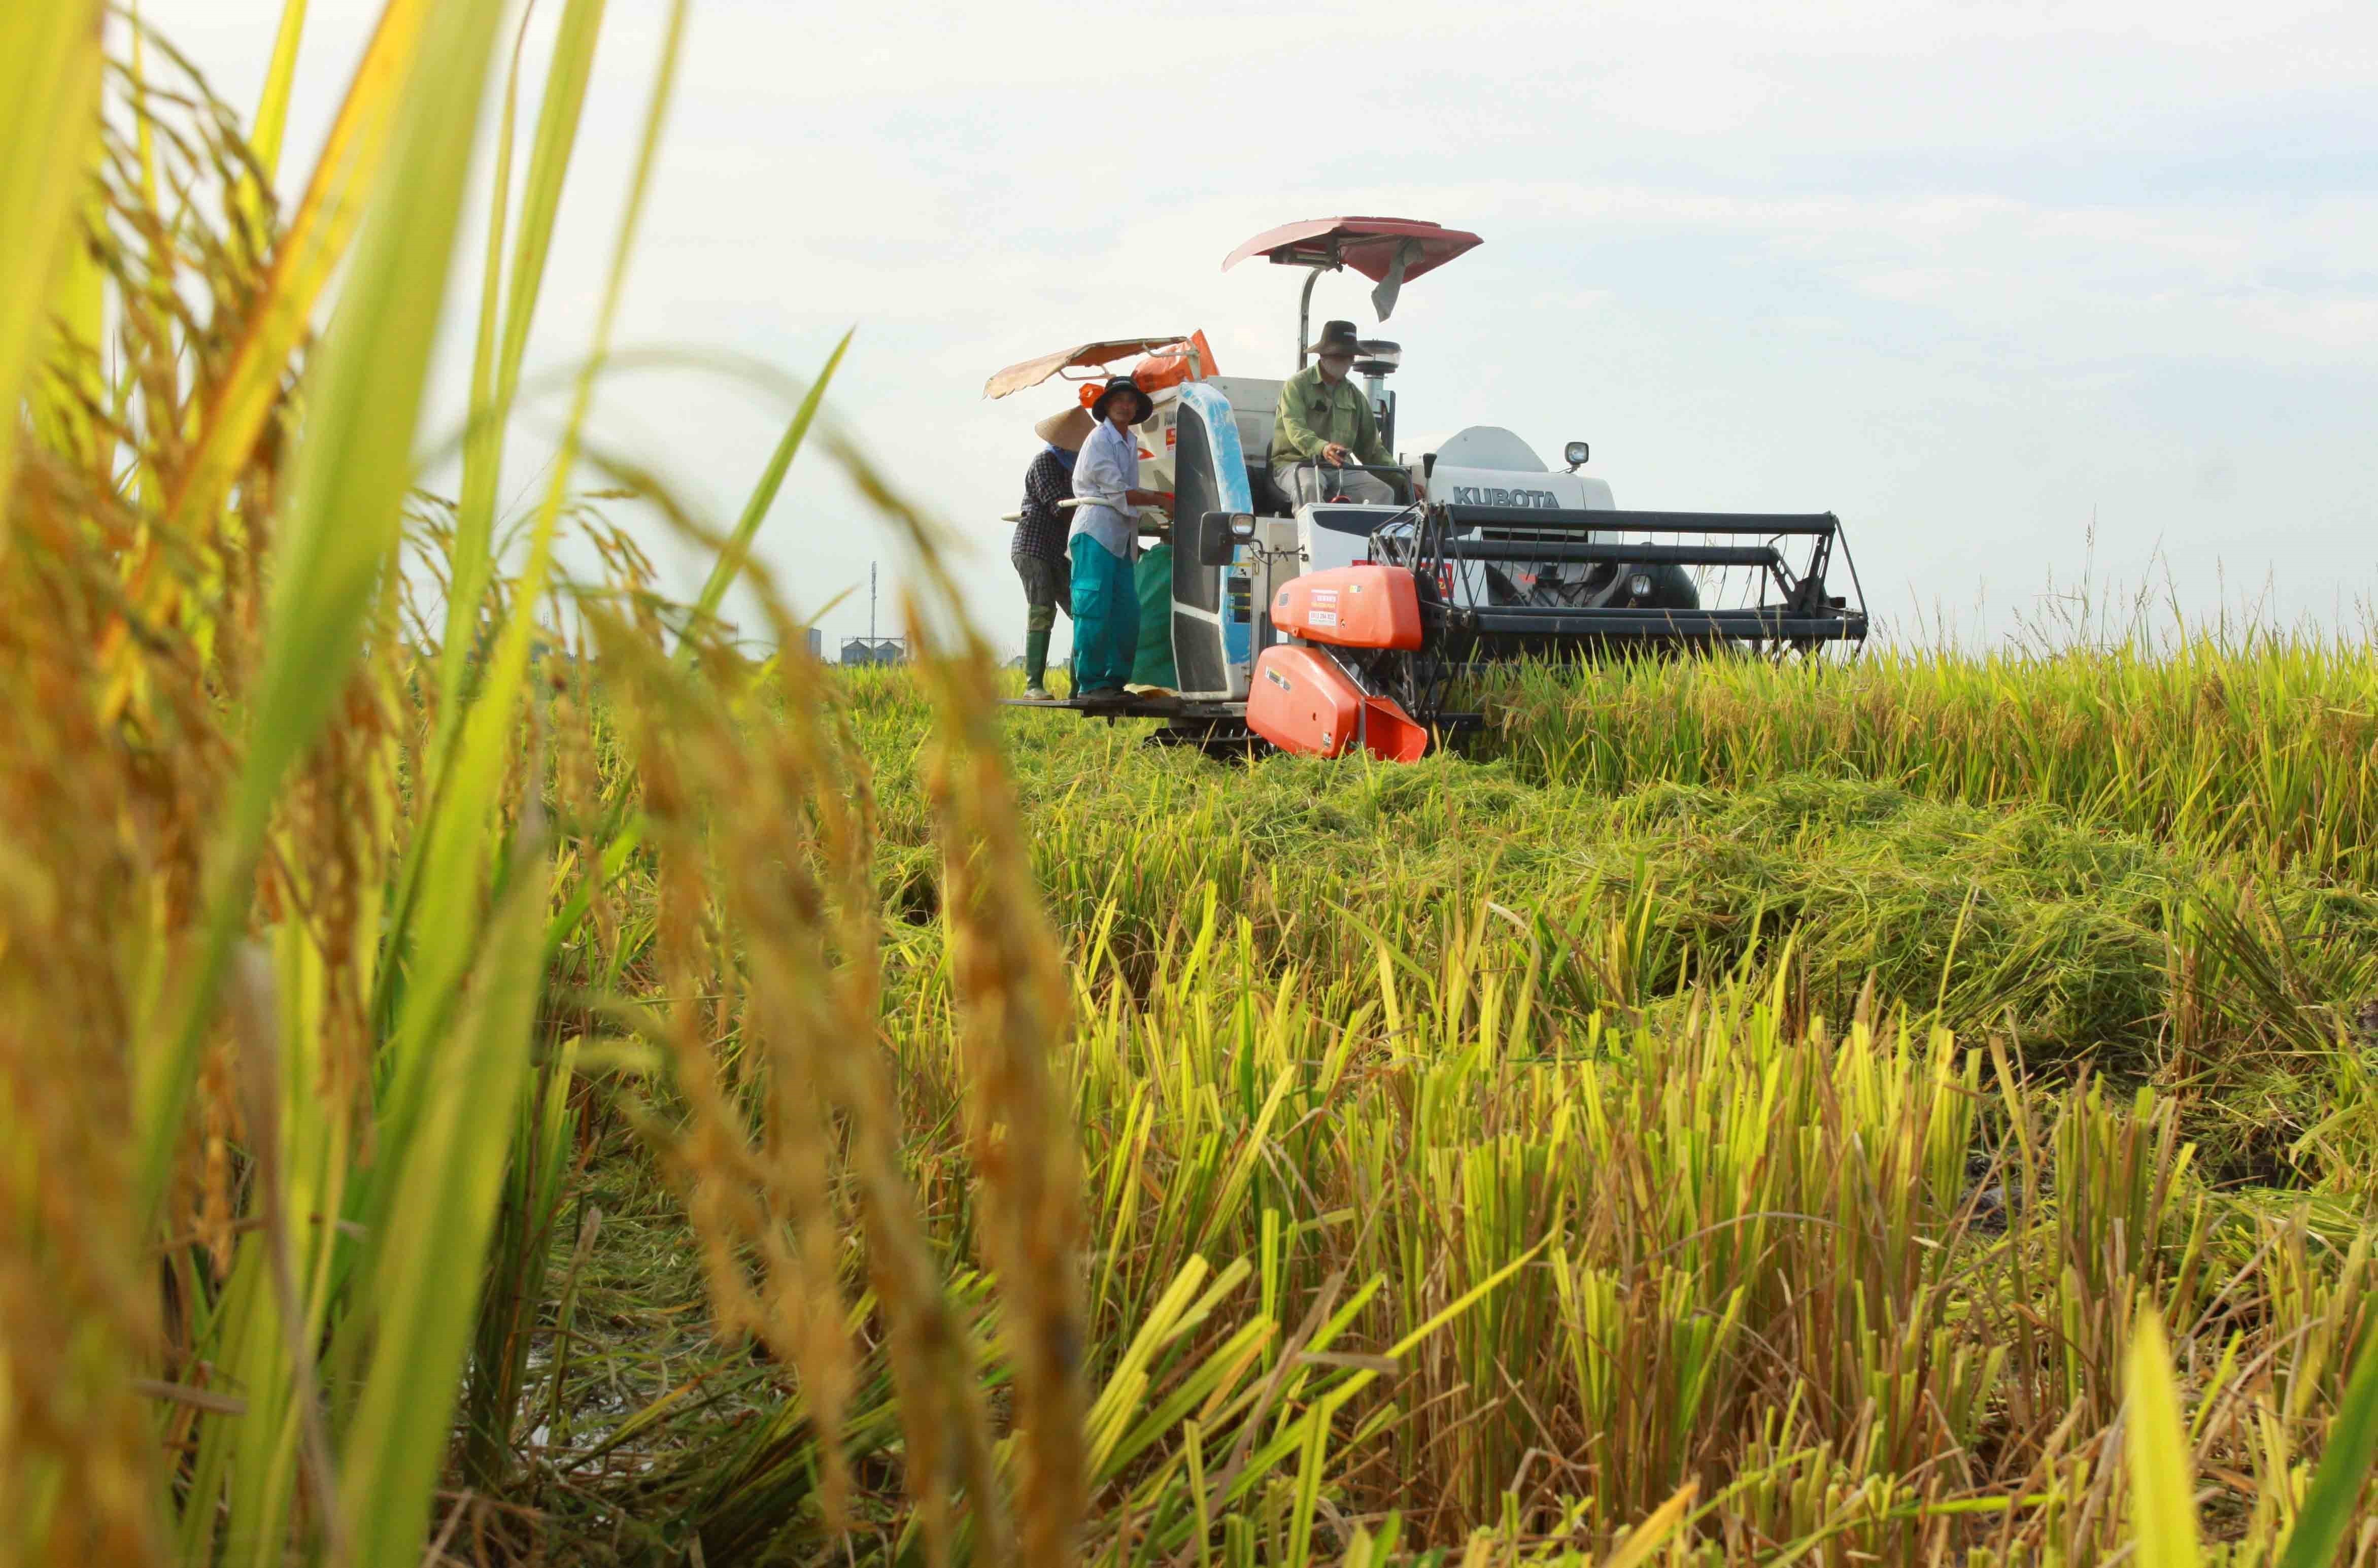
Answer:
[{"left": 837, "top": 562, "right": 905, "bottom": 666}]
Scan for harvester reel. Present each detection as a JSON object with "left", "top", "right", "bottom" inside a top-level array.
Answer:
[{"left": 1374, "top": 499, "right": 1867, "bottom": 668}]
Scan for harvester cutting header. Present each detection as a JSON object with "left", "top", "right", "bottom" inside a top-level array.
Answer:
[{"left": 988, "top": 217, "right": 1868, "bottom": 761}]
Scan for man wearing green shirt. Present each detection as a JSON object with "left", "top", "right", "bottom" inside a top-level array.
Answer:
[{"left": 1268, "top": 319, "right": 1406, "bottom": 506}]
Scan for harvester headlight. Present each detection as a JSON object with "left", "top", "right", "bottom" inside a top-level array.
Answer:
[
  {"left": 1627, "top": 572, "right": 1652, "bottom": 599},
  {"left": 1198, "top": 511, "right": 1260, "bottom": 565},
  {"left": 1564, "top": 440, "right": 1590, "bottom": 469}
]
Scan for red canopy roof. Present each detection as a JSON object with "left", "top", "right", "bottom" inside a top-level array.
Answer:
[{"left": 1221, "top": 217, "right": 1483, "bottom": 283}]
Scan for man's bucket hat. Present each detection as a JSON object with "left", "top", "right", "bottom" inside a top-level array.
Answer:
[
  {"left": 1090, "top": 376, "right": 1153, "bottom": 425},
  {"left": 1307, "top": 319, "right": 1363, "bottom": 358}
]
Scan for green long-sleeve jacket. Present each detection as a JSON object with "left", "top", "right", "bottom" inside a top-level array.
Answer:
[{"left": 1269, "top": 364, "right": 1393, "bottom": 474}]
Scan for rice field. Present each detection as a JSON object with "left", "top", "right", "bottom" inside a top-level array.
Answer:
[{"left": 4, "top": 5, "right": 2376, "bottom": 1566}]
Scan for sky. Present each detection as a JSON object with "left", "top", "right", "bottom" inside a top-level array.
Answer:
[{"left": 152, "top": 0, "right": 2378, "bottom": 653}]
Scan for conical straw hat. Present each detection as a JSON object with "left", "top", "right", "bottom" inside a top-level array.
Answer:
[{"left": 1034, "top": 405, "right": 1095, "bottom": 450}]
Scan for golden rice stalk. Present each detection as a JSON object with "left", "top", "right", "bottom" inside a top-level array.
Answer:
[
  {"left": 0, "top": 527, "right": 171, "bottom": 1567},
  {"left": 161, "top": 0, "right": 430, "bottom": 540},
  {"left": 0, "top": 21, "right": 172, "bottom": 1560},
  {"left": 133, "top": 0, "right": 507, "bottom": 1231},
  {"left": 576, "top": 446, "right": 1016, "bottom": 1562},
  {"left": 0, "top": 32, "right": 341, "bottom": 1557},
  {"left": 0, "top": 0, "right": 105, "bottom": 513},
  {"left": 833, "top": 435, "right": 1087, "bottom": 1567},
  {"left": 618, "top": 623, "right": 952, "bottom": 1544}
]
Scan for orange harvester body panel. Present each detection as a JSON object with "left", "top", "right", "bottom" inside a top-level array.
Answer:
[
  {"left": 1270, "top": 565, "right": 1423, "bottom": 651},
  {"left": 1246, "top": 646, "right": 1430, "bottom": 762}
]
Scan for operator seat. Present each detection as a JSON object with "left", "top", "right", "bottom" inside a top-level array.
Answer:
[{"left": 1245, "top": 457, "right": 1293, "bottom": 516}]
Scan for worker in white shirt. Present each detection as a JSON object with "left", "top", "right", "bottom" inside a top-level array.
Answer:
[{"left": 1068, "top": 377, "right": 1172, "bottom": 699}]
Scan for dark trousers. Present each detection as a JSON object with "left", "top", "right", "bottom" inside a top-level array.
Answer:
[{"left": 1013, "top": 551, "right": 1071, "bottom": 632}]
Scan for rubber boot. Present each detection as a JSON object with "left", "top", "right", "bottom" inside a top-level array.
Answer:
[{"left": 1023, "top": 628, "right": 1051, "bottom": 699}]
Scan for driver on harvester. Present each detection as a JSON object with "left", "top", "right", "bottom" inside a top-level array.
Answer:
[{"left": 1270, "top": 319, "right": 1404, "bottom": 507}]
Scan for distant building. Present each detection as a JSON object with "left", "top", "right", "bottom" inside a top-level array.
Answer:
[
  {"left": 806, "top": 627, "right": 823, "bottom": 661},
  {"left": 840, "top": 636, "right": 907, "bottom": 667}
]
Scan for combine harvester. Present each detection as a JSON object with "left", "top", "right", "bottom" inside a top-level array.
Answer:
[{"left": 984, "top": 217, "right": 1869, "bottom": 761}]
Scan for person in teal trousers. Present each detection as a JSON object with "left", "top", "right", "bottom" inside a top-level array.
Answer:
[{"left": 1068, "top": 377, "right": 1171, "bottom": 698}]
